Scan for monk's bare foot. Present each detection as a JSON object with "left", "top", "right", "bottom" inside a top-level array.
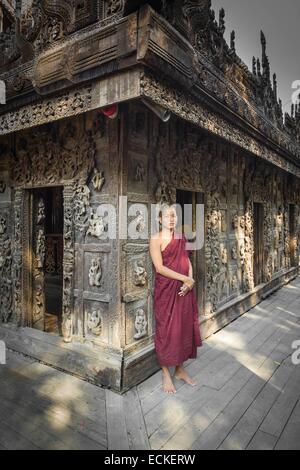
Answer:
[
  {"left": 174, "top": 367, "right": 197, "bottom": 386},
  {"left": 162, "top": 373, "right": 177, "bottom": 394}
]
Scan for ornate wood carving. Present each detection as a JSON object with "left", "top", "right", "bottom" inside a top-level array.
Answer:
[
  {"left": 138, "top": 6, "right": 300, "bottom": 157},
  {"left": 0, "top": 68, "right": 141, "bottom": 135},
  {"left": 0, "top": 211, "right": 12, "bottom": 322},
  {"left": 148, "top": 106, "right": 300, "bottom": 316},
  {"left": 86, "top": 309, "right": 102, "bottom": 337},
  {"left": 88, "top": 258, "right": 102, "bottom": 287},
  {"left": 141, "top": 71, "right": 300, "bottom": 177},
  {"left": 32, "top": 197, "right": 46, "bottom": 328},
  {"left": 133, "top": 307, "right": 147, "bottom": 340},
  {"left": 62, "top": 183, "right": 75, "bottom": 343},
  {"left": 1, "top": 1, "right": 299, "bottom": 159},
  {"left": 0, "top": 0, "right": 130, "bottom": 70},
  {"left": 12, "top": 120, "right": 96, "bottom": 187},
  {"left": 13, "top": 188, "right": 23, "bottom": 325}
]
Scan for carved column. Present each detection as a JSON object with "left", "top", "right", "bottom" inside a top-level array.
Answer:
[
  {"left": 0, "top": 211, "right": 12, "bottom": 323},
  {"left": 62, "top": 183, "right": 75, "bottom": 343},
  {"left": 13, "top": 188, "right": 24, "bottom": 326}
]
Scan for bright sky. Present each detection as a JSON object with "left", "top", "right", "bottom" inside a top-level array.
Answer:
[{"left": 212, "top": 0, "right": 300, "bottom": 115}]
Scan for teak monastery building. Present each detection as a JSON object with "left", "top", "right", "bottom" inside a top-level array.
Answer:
[{"left": 0, "top": 0, "right": 300, "bottom": 391}]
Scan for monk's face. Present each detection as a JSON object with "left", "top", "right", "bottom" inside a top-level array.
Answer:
[{"left": 160, "top": 207, "right": 177, "bottom": 230}]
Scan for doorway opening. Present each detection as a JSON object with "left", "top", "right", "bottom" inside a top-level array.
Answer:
[
  {"left": 31, "top": 187, "right": 64, "bottom": 335},
  {"left": 176, "top": 189, "right": 205, "bottom": 314}
]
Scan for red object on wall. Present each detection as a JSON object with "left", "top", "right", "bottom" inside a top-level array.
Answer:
[{"left": 101, "top": 104, "right": 118, "bottom": 119}]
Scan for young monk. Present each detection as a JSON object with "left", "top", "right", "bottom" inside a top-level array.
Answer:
[{"left": 150, "top": 204, "right": 202, "bottom": 394}]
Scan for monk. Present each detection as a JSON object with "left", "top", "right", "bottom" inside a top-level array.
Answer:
[{"left": 150, "top": 205, "right": 202, "bottom": 394}]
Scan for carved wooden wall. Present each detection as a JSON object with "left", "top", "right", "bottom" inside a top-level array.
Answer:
[
  {"left": 124, "top": 101, "right": 300, "bottom": 324},
  {"left": 0, "top": 100, "right": 300, "bottom": 360},
  {"left": 0, "top": 111, "right": 122, "bottom": 352},
  {"left": 0, "top": 147, "right": 13, "bottom": 324},
  {"left": 122, "top": 101, "right": 153, "bottom": 352}
]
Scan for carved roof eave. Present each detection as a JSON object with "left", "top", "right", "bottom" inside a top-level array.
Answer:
[
  {"left": 140, "top": 71, "right": 300, "bottom": 179},
  {"left": 136, "top": 5, "right": 300, "bottom": 163},
  {"left": 0, "top": 5, "right": 299, "bottom": 176},
  {"left": 0, "top": 11, "right": 139, "bottom": 103},
  {"left": 0, "top": 64, "right": 300, "bottom": 180},
  {"left": 0, "top": 4, "right": 298, "bottom": 164}
]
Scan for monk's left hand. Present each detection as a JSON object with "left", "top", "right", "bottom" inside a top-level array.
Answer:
[{"left": 178, "top": 283, "right": 191, "bottom": 296}]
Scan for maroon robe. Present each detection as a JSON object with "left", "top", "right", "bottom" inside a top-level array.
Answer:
[{"left": 153, "top": 232, "right": 202, "bottom": 367}]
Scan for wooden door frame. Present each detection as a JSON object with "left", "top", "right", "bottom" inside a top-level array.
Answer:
[
  {"left": 19, "top": 184, "right": 73, "bottom": 341},
  {"left": 175, "top": 188, "right": 205, "bottom": 316}
]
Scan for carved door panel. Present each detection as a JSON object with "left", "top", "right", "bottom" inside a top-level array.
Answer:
[
  {"left": 32, "top": 195, "right": 46, "bottom": 330},
  {"left": 194, "top": 192, "right": 205, "bottom": 314}
]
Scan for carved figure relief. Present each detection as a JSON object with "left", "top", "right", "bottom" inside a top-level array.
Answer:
[
  {"left": 0, "top": 216, "right": 12, "bottom": 322},
  {"left": 134, "top": 308, "right": 147, "bottom": 340},
  {"left": 62, "top": 185, "right": 75, "bottom": 343},
  {"left": 86, "top": 210, "right": 108, "bottom": 238},
  {"left": 86, "top": 309, "right": 102, "bottom": 336},
  {"left": 32, "top": 197, "right": 46, "bottom": 326},
  {"left": 92, "top": 169, "right": 105, "bottom": 192},
  {"left": 89, "top": 258, "right": 102, "bottom": 287},
  {"left": 0, "top": 216, "right": 7, "bottom": 235},
  {"left": 74, "top": 183, "right": 91, "bottom": 231},
  {"left": 133, "top": 260, "right": 148, "bottom": 287},
  {"left": 155, "top": 181, "right": 173, "bottom": 205},
  {"left": 13, "top": 122, "right": 96, "bottom": 188},
  {"left": 133, "top": 211, "right": 146, "bottom": 233},
  {"left": 135, "top": 162, "right": 145, "bottom": 182}
]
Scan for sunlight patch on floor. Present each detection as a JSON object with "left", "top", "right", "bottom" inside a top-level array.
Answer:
[{"left": 46, "top": 404, "right": 72, "bottom": 429}]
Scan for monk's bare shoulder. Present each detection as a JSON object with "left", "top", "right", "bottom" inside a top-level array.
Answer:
[
  {"left": 150, "top": 232, "right": 162, "bottom": 248},
  {"left": 150, "top": 231, "right": 161, "bottom": 240}
]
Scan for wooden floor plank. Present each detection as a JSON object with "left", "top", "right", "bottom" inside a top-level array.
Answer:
[
  {"left": 154, "top": 298, "right": 294, "bottom": 449},
  {"left": 0, "top": 361, "right": 107, "bottom": 449},
  {"left": 246, "top": 430, "right": 278, "bottom": 450},
  {"left": 218, "top": 358, "right": 294, "bottom": 450},
  {"left": 275, "top": 398, "right": 300, "bottom": 450},
  {"left": 123, "top": 388, "right": 150, "bottom": 450},
  {"left": 0, "top": 420, "right": 40, "bottom": 450},
  {"left": 188, "top": 331, "right": 298, "bottom": 450},
  {"left": 0, "top": 277, "right": 299, "bottom": 450},
  {"left": 106, "top": 389, "right": 129, "bottom": 450},
  {"left": 145, "top": 299, "right": 286, "bottom": 443}
]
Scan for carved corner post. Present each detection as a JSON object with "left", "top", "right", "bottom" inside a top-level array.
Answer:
[
  {"left": 13, "top": 188, "right": 25, "bottom": 326},
  {"left": 62, "top": 183, "right": 75, "bottom": 343},
  {"left": 263, "top": 200, "right": 273, "bottom": 282}
]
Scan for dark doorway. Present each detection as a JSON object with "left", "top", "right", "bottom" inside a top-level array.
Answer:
[
  {"left": 31, "top": 187, "right": 63, "bottom": 335},
  {"left": 176, "top": 189, "right": 205, "bottom": 315},
  {"left": 253, "top": 202, "right": 264, "bottom": 286}
]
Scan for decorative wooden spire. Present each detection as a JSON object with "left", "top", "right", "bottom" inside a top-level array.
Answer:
[
  {"left": 230, "top": 30, "right": 235, "bottom": 52},
  {"left": 252, "top": 57, "right": 257, "bottom": 75},
  {"left": 273, "top": 73, "right": 277, "bottom": 100}
]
